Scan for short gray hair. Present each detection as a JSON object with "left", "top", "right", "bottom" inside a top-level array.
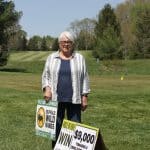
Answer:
[{"left": 58, "top": 31, "right": 74, "bottom": 43}]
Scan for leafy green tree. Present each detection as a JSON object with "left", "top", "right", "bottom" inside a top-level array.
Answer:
[
  {"left": 116, "top": 0, "right": 150, "bottom": 59},
  {"left": 0, "top": 0, "right": 22, "bottom": 65},
  {"left": 51, "top": 38, "right": 59, "bottom": 51},
  {"left": 41, "top": 36, "right": 54, "bottom": 51},
  {"left": 115, "top": 1, "right": 135, "bottom": 59},
  {"left": 45, "top": 35, "right": 54, "bottom": 50},
  {"left": 131, "top": 2, "right": 150, "bottom": 58},
  {"left": 27, "top": 35, "right": 42, "bottom": 51},
  {"left": 28, "top": 35, "right": 54, "bottom": 51},
  {"left": 94, "top": 4, "right": 122, "bottom": 59}
]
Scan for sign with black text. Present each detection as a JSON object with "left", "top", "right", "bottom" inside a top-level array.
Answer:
[
  {"left": 35, "top": 100, "right": 58, "bottom": 140},
  {"left": 54, "top": 119, "right": 99, "bottom": 150}
]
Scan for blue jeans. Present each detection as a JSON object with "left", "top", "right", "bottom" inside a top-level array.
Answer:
[{"left": 52, "top": 102, "right": 81, "bottom": 148}]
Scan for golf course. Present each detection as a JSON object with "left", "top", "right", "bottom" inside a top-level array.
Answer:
[{"left": 0, "top": 51, "right": 150, "bottom": 150}]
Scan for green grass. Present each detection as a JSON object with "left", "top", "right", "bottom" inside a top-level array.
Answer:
[
  {"left": 0, "top": 51, "right": 150, "bottom": 150},
  {"left": 84, "top": 76, "right": 150, "bottom": 150}
]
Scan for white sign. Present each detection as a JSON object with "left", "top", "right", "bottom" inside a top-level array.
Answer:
[
  {"left": 54, "top": 119, "right": 99, "bottom": 150},
  {"left": 35, "top": 100, "right": 58, "bottom": 140},
  {"left": 70, "top": 125, "right": 97, "bottom": 150}
]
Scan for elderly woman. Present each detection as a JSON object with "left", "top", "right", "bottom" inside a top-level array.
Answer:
[{"left": 42, "top": 31, "right": 90, "bottom": 148}]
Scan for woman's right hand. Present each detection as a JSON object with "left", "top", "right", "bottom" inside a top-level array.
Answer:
[{"left": 43, "top": 87, "right": 52, "bottom": 103}]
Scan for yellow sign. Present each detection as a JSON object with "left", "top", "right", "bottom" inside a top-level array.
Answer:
[{"left": 54, "top": 119, "right": 99, "bottom": 150}]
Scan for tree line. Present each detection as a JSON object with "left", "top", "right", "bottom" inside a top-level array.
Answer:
[{"left": 0, "top": 0, "right": 150, "bottom": 66}]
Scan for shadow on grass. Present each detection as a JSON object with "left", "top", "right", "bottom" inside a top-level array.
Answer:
[{"left": 0, "top": 68, "right": 27, "bottom": 73}]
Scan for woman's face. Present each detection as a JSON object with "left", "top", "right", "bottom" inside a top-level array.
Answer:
[{"left": 59, "top": 37, "right": 73, "bottom": 55}]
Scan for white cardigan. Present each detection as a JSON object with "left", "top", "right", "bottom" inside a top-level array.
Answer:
[{"left": 42, "top": 51, "right": 90, "bottom": 104}]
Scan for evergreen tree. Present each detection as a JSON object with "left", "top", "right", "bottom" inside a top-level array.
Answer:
[
  {"left": 41, "top": 37, "right": 48, "bottom": 51},
  {"left": 94, "top": 4, "right": 122, "bottom": 59},
  {"left": 95, "top": 4, "right": 121, "bottom": 38},
  {"left": 0, "top": 0, "right": 21, "bottom": 65},
  {"left": 95, "top": 27, "right": 122, "bottom": 59}
]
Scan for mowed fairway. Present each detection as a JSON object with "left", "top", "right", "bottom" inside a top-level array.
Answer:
[{"left": 0, "top": 51, "right": 150, "bottom": 150}]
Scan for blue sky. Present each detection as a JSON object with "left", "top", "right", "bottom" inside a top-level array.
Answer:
[{"left": 13, "top": 0, "right": 126, "bottom": 38}]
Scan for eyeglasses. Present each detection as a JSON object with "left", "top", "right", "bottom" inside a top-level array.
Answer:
[{"left": 60, "top": 41, "right": 73, "bottom": 45}]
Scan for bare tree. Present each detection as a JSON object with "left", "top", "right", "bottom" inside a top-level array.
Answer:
[{"left": 69, "top": 18, "right": 96, "bottom": 50}]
